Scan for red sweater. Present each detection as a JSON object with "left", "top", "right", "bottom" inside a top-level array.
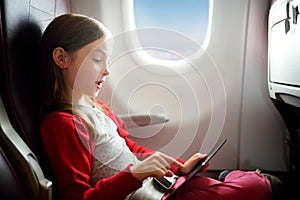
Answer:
[{"left": 40, "top": 101, "right": 182, "bottom": 200}]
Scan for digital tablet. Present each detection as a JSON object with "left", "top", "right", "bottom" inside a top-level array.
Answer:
[
  {"left": 162, "top": 138, "right": 227, "bottom": 199},
  {"left": 130, "top": 139, "right": 227, "bottom": 200}
]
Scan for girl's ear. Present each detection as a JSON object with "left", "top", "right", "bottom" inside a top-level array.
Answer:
[{"left": 52, "top": 47, "right": 71, "bottom": 69}]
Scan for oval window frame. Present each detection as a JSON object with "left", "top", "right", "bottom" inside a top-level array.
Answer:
[{"left": 121, "top": 0, "right": 213, "bottom": 74}]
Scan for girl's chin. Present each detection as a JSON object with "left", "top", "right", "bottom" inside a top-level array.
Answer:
[{"left": 94, "top": 90, "right": 100, "bottom": 97}]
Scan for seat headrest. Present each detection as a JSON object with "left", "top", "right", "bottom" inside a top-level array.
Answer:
[
  {"left": 0, "top": 0, "right": 70, "bottom": 198},
  {"left": 0, "top": 0, "right": 69, "bottom": 158}
]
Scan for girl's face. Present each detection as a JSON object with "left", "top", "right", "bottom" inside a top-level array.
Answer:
[{"left": 66, "top": 37, "right": 112, "bottom": 98}]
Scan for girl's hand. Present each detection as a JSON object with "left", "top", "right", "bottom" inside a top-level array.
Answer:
[
  {"left": 130, "top": 152, "right": 184, "bottom": 182},
  {"left": 178, "top": 153, "right": 208, "bottom": 175}
]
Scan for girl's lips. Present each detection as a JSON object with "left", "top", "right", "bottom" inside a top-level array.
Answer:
[{"left": 95, "top": 80, "right": 103, "bottom": 89}]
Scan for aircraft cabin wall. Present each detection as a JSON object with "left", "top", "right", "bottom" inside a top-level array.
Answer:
[{"left": 70, "top": 0, "right": 289, "bottom": 171}]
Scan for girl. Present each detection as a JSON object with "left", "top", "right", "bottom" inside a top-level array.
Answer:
[{"left": 39, "top": 13, "right": 280, "bottom": 200}]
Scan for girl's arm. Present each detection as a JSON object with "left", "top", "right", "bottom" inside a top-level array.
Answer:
[
  {"left": 97, "top": 100, "right": 185, "bottom": 173},
  {"left": 40, "top": 112, "right": 141, "bottom": 200}
]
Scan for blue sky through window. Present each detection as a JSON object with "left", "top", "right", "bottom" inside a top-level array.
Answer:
[{"left": 134, "top": 0, "right": 209, "bottom": 45}]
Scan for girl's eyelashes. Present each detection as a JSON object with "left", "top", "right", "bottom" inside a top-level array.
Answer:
[{"left": 92, "top": 57, "right": 102, "bottom": 63}]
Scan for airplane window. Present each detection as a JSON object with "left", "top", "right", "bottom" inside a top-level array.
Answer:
[{"left": 133, "top": 0, "right": 210, "bottom": 60}]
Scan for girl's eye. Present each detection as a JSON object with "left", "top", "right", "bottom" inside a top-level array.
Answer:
[{"left": 92, "top": 57, "right": 102, "bottom": 63}]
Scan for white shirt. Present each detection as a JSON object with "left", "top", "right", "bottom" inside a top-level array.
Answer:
[{"left": 75, "top": 105, "right": 140, "bottom": 186}]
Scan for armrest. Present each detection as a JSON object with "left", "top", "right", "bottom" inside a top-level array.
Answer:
[{"left": 118, "top": 113, "right": 169, "bottom": 128}]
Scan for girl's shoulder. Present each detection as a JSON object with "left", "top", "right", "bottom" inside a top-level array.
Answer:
[
  {"left": 95, "top": 99, "right": 111, "bottom": 112},
  {"left": 43, "top": 110, "right": 74, "bottom": 119},
  {"left": 41, "top": 110, "right": 85, "bottom": 126}
]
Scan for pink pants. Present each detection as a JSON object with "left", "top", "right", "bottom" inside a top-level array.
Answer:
[{"left": 173, "top": 170, "right": 272, "bottom": 200}]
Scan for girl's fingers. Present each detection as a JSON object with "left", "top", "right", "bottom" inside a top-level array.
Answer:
[
  {"left": 131, "top": 152, "right": 184, "bottom": 181},
  {"left": 178, "top": 153, "right": 208, "bottom": 174},
  {"left": 165, "top": 170, "right": 175, "bottom": 177},
  {"left": 158, "top": 152, "right": 184, "bottom": 168}
]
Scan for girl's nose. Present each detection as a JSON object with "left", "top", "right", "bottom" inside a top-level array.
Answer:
[{"left": 103, "top": 67, "right": 110, "bottom": 76}]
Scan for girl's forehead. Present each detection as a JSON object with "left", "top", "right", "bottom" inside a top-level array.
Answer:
[{"left": 93, "top": 38, "right": 114, "bottom": 55}]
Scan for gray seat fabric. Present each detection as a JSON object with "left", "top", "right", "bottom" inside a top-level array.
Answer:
[
  {"left": 0, "top": 0, "right": 69, "bottom": 164},
  {"left": 0, "top": 146, "right": 26, "bottom": 200}
]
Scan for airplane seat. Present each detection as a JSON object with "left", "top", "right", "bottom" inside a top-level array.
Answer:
[
  {"left": 268, "top": 0, "right": 300, "bottom": 176},
  {"left": 0, "top": 96, "right": 52, "bottom": 200},
  {"left": 271, "top": 99, "right": 300, "bottom": 174},
  {"left": 0, "top": 0, "right": 69, "bottom": 199},
  {"left": 0, "top": 146, "right": 26, "bottom": 200}
]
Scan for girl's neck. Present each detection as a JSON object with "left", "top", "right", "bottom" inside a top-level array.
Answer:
[{"left": 72, "top": 91, "right": 96, "bottom": 108}]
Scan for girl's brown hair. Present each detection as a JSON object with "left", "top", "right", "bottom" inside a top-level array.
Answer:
[{"left": 40, "top": 13, "right": 110, "bottom": 138}]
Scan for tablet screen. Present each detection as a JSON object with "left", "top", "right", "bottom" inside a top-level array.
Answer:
[{"left": 165, "top": 139, "right": 227, "bottom": 199}]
